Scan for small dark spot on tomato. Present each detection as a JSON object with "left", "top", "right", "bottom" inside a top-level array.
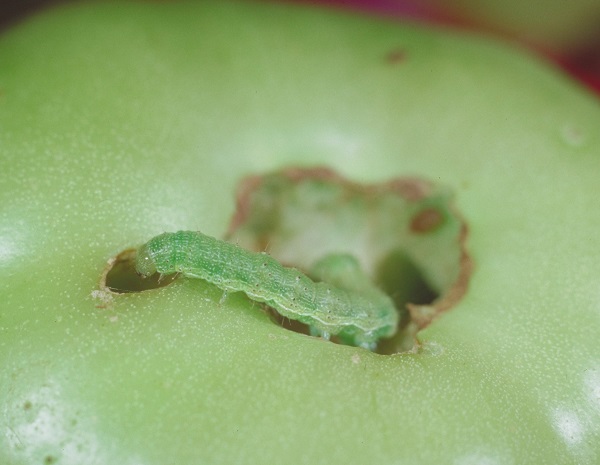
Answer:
[
  {"left": 410, "top": 208, "right": 444, "bottom": 233},
  {"left": 386, "top": 48, "right": 406, "bottom": 65},
  {"left": 45, "top": 456, "right": 56, "bottom": 464},
  {"left": 23, "top": 401, "right": 32, "bottom": 410}
]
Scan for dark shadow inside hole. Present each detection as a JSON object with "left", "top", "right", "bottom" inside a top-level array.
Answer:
[
  {"left": 374, "top": 250, "right": 440, "bottom": 354},
  {"left": 375, "top": 249, "right": 439, "bottom": 313},
  {"left": 104, "top": 248, "right": 177, "bottom": 294},
  {"left": 269, "top": 310, "right": 349, "bottom": 346},
  {"left": 269, "top": 311, "right": 312, "bottom": 336}
]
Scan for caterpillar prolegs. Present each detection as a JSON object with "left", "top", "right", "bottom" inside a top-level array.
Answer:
[{"left": 135, "top": 231, "right": 398, "bottom": 349}]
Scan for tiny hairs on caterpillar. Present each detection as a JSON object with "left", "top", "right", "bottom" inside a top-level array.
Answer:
[{"left": 135, "top": 231, "right": 398, "bottom": 348}]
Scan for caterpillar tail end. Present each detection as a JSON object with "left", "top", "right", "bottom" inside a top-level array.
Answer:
[{"left": 135, "top": 243, "right": 157, "bottom": 278}]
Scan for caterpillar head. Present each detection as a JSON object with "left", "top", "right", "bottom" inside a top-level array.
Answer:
[{"left": 135, "top": 243, "right": 157, "bottom": 278}]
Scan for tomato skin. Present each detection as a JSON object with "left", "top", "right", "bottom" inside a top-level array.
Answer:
[{"left": 1, "top": 2, "right": 599, "bottom": 464}]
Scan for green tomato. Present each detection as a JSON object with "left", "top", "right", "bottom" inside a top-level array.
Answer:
[{"left": 1, "top": 1, "right": 599, "bottom": 464}]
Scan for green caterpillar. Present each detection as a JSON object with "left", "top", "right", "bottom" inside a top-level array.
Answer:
[{"left": 135, "top": 231, "right": 398, "bottom": 349}]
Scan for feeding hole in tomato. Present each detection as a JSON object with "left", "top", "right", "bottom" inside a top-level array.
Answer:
[
  {"left": 227, "top": 167, "right": 472, "bottom": 354},
  {"left": 101, "top": 248, "right": 176, "bottom": 294}
]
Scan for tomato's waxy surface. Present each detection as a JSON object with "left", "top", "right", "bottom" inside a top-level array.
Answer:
[{"left": 1, "top": 2, "right": 599, "bottom": 464}]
